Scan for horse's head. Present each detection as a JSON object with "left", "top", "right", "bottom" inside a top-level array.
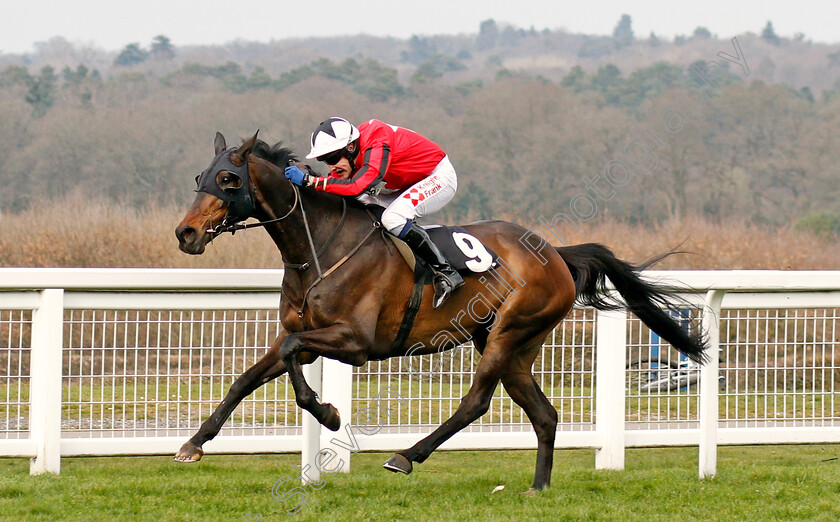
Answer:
[{"left": 175, "top": 131, "right": 259, "bottom": 254}]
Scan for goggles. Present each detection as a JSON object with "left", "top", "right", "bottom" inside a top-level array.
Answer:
[{"left": 317, "top": 148, "right": 344, "bottom": 165}]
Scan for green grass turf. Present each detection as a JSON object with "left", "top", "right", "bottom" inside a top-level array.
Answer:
[{"left": 1, "top": 446, "right": 840, "bottom": 520}]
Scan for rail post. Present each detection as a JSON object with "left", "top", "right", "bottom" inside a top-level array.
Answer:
[
  {"left": 699, "top": 289, "right": 725, "bottom": 478},
  {"left": 320, "top": 359, "right": 353, "bottom": 472},
  {"left": 29, "top": 289, "right": 64, "bottom": 475},
  {"left": 595, "top": 307, "right": 627, "bottom": 470},
  {"left": 301, "top": 357, "right": 323, "bottom": 485}
]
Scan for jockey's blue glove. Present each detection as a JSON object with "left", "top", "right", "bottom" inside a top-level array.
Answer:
[{"left": 284, "top": 165, "right": 309, "bottom": 186}]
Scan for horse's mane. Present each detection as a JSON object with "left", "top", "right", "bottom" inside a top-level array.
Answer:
[
  {"left": 249, "top": 138, "right": 353, "bottom": 208},
  {"left": 252, "top": 139, "right": 297, "bottom": 168}
]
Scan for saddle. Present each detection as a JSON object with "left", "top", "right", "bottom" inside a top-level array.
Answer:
[{"left": 366, "top": 205, "right": 500, "bottom": 277}]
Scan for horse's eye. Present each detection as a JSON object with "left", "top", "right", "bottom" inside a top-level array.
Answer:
[{"left": 217, "top": 171, "right": 242, "bottom": 193}]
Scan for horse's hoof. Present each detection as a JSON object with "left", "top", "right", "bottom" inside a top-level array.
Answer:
[
  {"left": 173, "top": 442, "right": 204, "bottom": 463},
  {"left": 322, "top": 403, "right": 341, "bottom": 432},
  {"left": 383, "top": 454, "right": 413, "bottom": 474}
]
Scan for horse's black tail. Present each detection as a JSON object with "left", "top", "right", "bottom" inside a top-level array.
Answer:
[{"left": 555, "top": 243, "right": 708, "bottom": 364}]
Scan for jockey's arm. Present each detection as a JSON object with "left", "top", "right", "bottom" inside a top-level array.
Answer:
[{"left": 309, "top": 144, "right": 390, "bottom": 197}]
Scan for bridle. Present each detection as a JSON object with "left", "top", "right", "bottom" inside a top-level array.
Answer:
[
  {"left": 196, "top": 151, "right": 336, "bottom": 270},
  {"left": 206, "top": 180, "right": 300, "bottom": 236},
  {"left": 195, "top": 151, "right": 380, "bottom": 317}
]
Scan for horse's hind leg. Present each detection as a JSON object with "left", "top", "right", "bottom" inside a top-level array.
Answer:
[
  {"left": 499, "top": 351, "right": 558, "bottom": 491},
  {"left": 385, "top": 308, "right": 564, "bottom": 491},
  {"left": 383, "top": 341, "right": 506, "bottom": 474},
  {"left": 174, "top": 331, "right": 297, "bottom": 462}
]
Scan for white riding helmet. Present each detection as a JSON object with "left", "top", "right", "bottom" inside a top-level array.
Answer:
[{"left": 306, "top": 117, "right": 361, "bottom": 160}]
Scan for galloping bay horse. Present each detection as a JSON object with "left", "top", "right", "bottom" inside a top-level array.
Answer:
[{"left": 174, "top": 132, "right": 707, "bottom": 492}]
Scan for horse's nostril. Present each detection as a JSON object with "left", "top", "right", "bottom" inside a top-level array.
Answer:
[{"left": 177, "top": 226, "right": 196, "bottom": 243}]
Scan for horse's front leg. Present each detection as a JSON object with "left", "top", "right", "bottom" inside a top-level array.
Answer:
[
  {"left": 278, "top": 324, "right": 370, "bottom": 432},
  {"left": 174, "top": 330, "right": 312, "bottom": 462}
]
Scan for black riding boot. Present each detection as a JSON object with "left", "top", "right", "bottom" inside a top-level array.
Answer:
[{"left": 401, "top": 223, "right": 465, "bottom": 309}]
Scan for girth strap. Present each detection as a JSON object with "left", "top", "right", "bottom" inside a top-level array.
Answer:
[{"left": 388, "top": 259, "right": 430, "bottom": 353}]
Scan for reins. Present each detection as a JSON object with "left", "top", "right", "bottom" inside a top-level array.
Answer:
[
  {"left": 209, "top": 171, "right": 379, "bottom": 318},
  {"left": 285, "top": 209, "right": 380, "bottom": 317},
  {"left": 208, "top": 182, "right": 300, "bottom": 235},
  {"left": 282, "top": 193, "right": 348, "bottom": 272}
]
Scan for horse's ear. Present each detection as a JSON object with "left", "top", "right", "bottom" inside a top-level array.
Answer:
[
  {"left": 214, "top": 132, "right": 226, "bottom": 155},
  {"left": 233, "top": 130, "right": 259, "bottom": 163}
]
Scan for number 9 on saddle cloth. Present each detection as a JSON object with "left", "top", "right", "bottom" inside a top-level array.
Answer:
[{"left": 367, "top": 205, "right": 499, "bottom": 276}]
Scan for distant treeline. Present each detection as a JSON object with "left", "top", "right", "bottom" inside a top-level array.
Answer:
[{"left": 1, "top": 19, "right": 840, "bottom": 236}]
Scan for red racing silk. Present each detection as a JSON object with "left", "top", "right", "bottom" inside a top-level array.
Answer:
[{"left": 312, "top": 119, "right": 446, "bottom": 196}]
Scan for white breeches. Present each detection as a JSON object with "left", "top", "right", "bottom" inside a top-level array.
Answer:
[{"left": 356, "top": 155, "right": 458, "bottom": 236}]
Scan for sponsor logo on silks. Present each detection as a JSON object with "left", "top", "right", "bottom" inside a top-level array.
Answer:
[
  {"left": 403, "top": 178, "right": 443, "bottom": 207},
  {"left": 403, "top": 187, "right": 426, "bottom": 207}
]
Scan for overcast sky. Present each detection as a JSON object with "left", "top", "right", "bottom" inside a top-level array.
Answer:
[{"left": 2, "top": 0, "right": 837, "bottom": 54}]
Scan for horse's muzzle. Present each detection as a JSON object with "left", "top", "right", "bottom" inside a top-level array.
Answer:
[{"left": 175, "top": 224, "right": 208, "bottom": 255}]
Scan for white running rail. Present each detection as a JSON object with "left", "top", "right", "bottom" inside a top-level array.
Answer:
[{"left": 1, "top": 268, "right": 839, "bottom": 479}]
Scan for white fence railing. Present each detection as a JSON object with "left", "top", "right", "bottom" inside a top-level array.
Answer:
[{"left": 1, "top": 269, "right": 839, "bottom": 479}]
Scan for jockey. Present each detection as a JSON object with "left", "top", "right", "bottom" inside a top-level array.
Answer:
[{"left": 284, "top": 117, "right": 464, "bottom": 309}]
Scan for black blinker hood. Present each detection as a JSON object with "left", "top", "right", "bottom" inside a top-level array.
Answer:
[{"left": 195, "top": 148, "right": 255, "bottom": 225}]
